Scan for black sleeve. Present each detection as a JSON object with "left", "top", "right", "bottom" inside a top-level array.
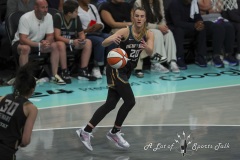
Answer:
[
  {"left": 169, "top": 2, "right": 195, "bottom": 30},
  {"left": 98, "top": 2, "right": 109, "bottom": 13},
  {"left": 227, "top": 9, "right": 240, "bottom": 23},
  {"left": 53, "top": 14, "right": 62, "bottom": 29},
  {"left": 76, "top": 15, "right": 83, "bottom": 33},
  {"left": 194, "top": 11, "right": 203, "bottom": 22}
]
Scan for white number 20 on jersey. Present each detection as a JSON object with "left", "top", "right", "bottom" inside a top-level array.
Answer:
[{"left": 129, "top": 49, "right": 141, "bottom": 58}]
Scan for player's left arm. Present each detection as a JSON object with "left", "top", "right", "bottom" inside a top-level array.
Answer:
[
  {"left": 102, "top": 28, "right": 128, "bottom": 47},
  {"left": 142, "top": 30, "right": 154, "bottom": 56},
  {"left": 20, "top": 102, "right": 38, "bottom": 147}
]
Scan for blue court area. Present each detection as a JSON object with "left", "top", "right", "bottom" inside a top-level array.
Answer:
[{"left": 1, "top": 64, "right": 240, "bottom": 109}]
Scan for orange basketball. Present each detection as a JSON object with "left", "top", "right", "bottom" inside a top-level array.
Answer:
[{"left": 107, "top": 48, "right": 128, "bottom": 69}]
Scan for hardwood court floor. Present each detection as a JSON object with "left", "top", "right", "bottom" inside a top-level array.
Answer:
[
  {"left": 16, "top": 85, "right": 240, "bottom": 160},
  {"left": 1, "top": 64, "right": 240, "bottom": 159}
]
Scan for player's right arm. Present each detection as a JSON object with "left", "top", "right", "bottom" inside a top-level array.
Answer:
[
  {"left": 102, "top": 28, "right": 128, "bottom": 47},
  {"left": 20, "top": 102, "right": 38, "bottom": 147}
]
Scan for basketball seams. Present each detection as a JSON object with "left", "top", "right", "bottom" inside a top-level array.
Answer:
[
  {"left": 107, "top": 48, "right": 128, "bottom": 69},
  {"left": 107, "top": 57, "right": 122, "bottom": 65},
  {"left": 113, "top": 48, "right": 125, "bottom": 57}
]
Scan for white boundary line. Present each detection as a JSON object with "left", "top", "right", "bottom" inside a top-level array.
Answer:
[
  {"left": 33, "top": 124, "right": 240, "bottom": 131},
  {"left": 38, "top": 84, "right": 240, "bottom": 110}
]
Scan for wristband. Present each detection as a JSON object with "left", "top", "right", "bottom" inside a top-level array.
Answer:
[
  {"left": 38, "top": 42, "right": 41, "bottom": 56},
  {"left": 69, "top": 39, "right": 73, "bottom": 45},
  {"left": 69, "top": 39, "right": 73, "bottom": 51}
]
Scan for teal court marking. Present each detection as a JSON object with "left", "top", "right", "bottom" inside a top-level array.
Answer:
[{"left": 0, "top": 64, "right": 240, "bottom": 109}]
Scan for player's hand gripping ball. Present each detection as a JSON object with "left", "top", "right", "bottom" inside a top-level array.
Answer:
[{"left": 107, "top": 48, "right": 128, "bottom": 69}]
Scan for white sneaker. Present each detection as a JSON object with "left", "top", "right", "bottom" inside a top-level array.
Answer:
[
  {"left": 170, "top": 61, "right": 180, "bottom": 73},
  {"left": 150, "top": 53, "right": 167, "bottom": 63},
  {"left": 78, "top": 68, "right": 97, "bottom": 81},
  {"left": 106, "top": 130, "right": 130, "bottom": 149},
  {"left": 52, "top": 74, "right": 66, "bottom": 85},
  {"left": 151, "top": 63, "right": 169, "bottom": 73},
  {"left": 91, "top": 67, "right": 102, "bottom": 79},
  {"left": 134, "top": 70, "right": 144, "bottom": 78},
  {"left": 76, "top": 128, "right": 93, "bottom": 151},
  {"left": 236, "top": 53, "right": 240, "bottom": 60}
]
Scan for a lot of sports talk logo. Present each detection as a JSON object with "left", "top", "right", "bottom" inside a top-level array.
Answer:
[{"left": 143, "top": 131, "right": 230, "bottom": 158}]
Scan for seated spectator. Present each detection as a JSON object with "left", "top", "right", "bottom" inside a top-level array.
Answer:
[
  {"left": 54, "top": 0, "right": 97, "bottom": 81},
  {"left": 2, "top": 0, "right": 36, "bottom": 61},
  {"left": 134, "top": 0, "right": 179, "bottom": 76},
  {"left": 198, "top": 0, "right": 239, "bottom": 67},
  {"left": 167, "top": 0, "right": 207, "bottom": 70},
  {"left": 99, "top": 0, "right": 132, "bottom": 34},
  {"left": 222, "top": 0, "right": 240, "bottom": 60},
  {"left": 77, "top": 0, "right": 116, "bottom": 79},
  {"left": 12, "top": 0, "right": 68, "bottom": 84}
]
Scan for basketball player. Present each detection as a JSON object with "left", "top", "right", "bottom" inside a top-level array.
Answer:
[
  {"left": 76, "top": 7, "right": 154, "bottom": 151},
  {"left": 0, "top": 63, "right": 38, "bottom": 160}
]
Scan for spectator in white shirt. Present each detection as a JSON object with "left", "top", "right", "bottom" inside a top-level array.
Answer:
[{"left": 77, "top": 0, "right": 116, "bottom": 78}]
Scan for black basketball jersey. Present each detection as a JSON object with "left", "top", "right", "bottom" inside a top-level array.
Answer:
[
  {"left": 119, "top": 25, "right": 146, "bottom": 69},
  {"left": 53, "top": 13, "right": 83, "bottom": 39},
  {"left": 0, "top": 94, "right": 28, "bottom": 149}
]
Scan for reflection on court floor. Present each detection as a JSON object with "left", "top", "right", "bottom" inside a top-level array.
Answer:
[
  {"left": 1, "top": 64, "right": 239, "bottom": 159},
  {"left": 17, "top": 126, "right": 240, "bottom": 160}
]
